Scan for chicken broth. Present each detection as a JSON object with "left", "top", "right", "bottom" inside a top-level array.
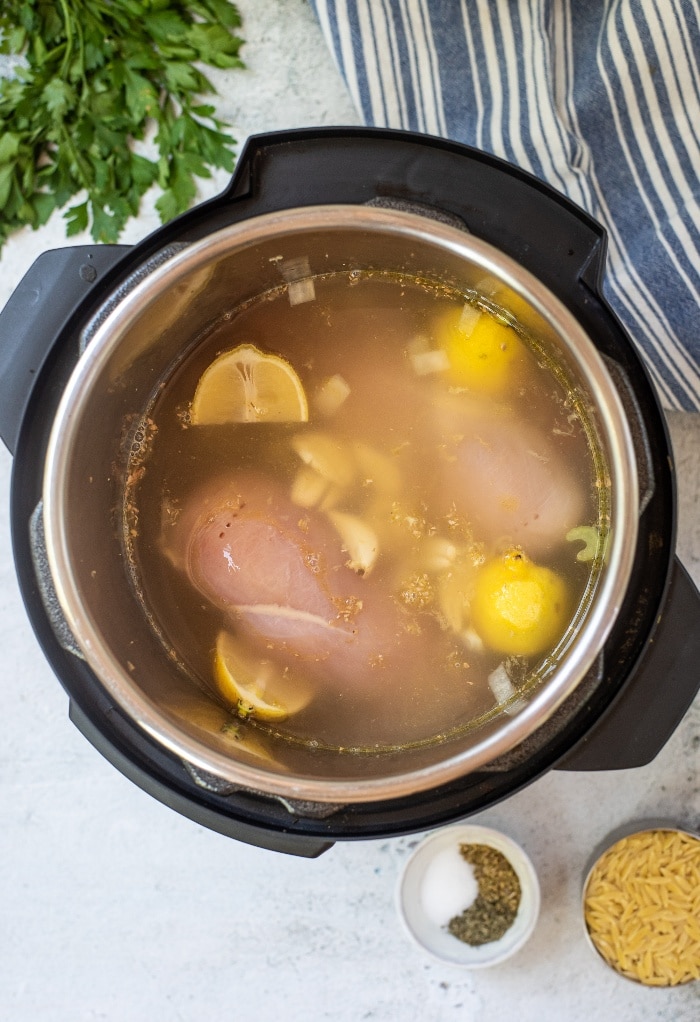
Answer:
[{"left": 123, "top": 269, "right": 608, "bottom": 754}]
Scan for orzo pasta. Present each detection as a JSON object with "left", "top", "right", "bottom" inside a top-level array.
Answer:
[{"left": 583, "top": 828, "right": 700, "bottom": 986}]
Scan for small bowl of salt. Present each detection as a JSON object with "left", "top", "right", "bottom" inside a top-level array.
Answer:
[{"left": 397, "top": 824, "right": 540, "bottom": 966}]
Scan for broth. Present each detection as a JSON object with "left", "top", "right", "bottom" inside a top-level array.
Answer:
[{"left": 123, "top": 269, "right": 608, "bottom": 754}]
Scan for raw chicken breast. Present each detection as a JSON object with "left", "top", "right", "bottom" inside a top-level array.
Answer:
[
  {"left": 442, "top": 406, "right": 586, "bottom": 556},
  {"left": 166, "top": 472, "right": 430, "bottom": 688}
]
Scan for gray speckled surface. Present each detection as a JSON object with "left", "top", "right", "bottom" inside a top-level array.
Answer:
[{"left": 1, "top": 3, "right": 699, "bottom": 1019}]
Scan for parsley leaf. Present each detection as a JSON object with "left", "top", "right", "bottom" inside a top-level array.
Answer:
[{"left": 0, "top": 0, "right": 244, "bottom": 248}]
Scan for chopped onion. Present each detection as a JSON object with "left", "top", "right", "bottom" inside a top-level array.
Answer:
[
  {"left": 457, "top": 303, "right": 482, "bottom": 336},
  {"left": 473, "top": 275, "right": 499, "bottom": 299},
  {"left": 410, "top": 348, "right": 450, "bottom": 376},
  {"left": 278, "top": 255, "right": 316, "bottom": 306},
  {"left": 287, "top": 278, "right": 316, "bottom": 305},
  {"left": 314, "top": 374, "right": 351, "bottom": 416},
  {"left": 488, "top": 663, "right": 527, "bottom": 716},
  {"left": 462, "top": 627, "right": 484, "bottom": 653}
]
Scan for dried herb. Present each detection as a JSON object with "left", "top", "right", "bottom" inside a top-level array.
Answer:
[
  {"left": 0, "top": 1, "right": 244, "bottom": 248},
  {"left": 448, "top": 843, "right": 522, "bottom": 946}
]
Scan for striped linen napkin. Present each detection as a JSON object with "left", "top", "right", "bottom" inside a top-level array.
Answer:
[{"left": 310, "top": 0, "right": 700, "bottom": 412}]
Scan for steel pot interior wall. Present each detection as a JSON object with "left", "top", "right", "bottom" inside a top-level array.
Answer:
[{"left": 43, "top": 206, "right": 637, "bottom": 803}]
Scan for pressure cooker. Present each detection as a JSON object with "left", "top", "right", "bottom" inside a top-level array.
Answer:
[{"left": 1, "top": 128, "right": 698, "bottom": 857}]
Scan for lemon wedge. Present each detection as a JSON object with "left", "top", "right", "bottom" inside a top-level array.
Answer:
[
  {"left": 213, "top": 631, "right": 311, "bottom": 722},
  {"left": 163, "top": 693, "right": 278, "bottom": 763},
  {"left": 472, "top": 549, "right": 569, "bottom": 656},
  {"left": 191, "top": 343, "right": 309, "bottom": 424},
  {"left": 435, "top": 305, "right": 525, "bottom": 396}
]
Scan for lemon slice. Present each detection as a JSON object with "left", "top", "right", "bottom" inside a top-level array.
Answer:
[
  {"left": 191, "top": 343, "right": 309, "bottom": 424},
  {"left": 213, "top": 631, "right": 311, "bottom": 721}
]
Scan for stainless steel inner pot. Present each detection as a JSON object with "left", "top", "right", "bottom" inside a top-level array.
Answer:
[{"left": 42, "top": 205, "right": 638, "bottom": 803}]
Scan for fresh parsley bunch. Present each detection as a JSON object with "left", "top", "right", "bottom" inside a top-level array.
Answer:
[{"left": 0, "top": 0, "right": 244, "bottom": 247}]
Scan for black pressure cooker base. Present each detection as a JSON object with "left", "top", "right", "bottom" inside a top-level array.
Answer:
[
  {"left": 23, "top": 556, "right": 700, "bottom": 860},
  {"left": 4, "top": 128, "right": 700, "bottom": 857}
]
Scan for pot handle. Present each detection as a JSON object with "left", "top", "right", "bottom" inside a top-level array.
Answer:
[
  {"left": 0, "top": 245, "right": 130, "bottom": 456},
  {"left": 557, "top": 556, "right": 700, "bottom": 771}
]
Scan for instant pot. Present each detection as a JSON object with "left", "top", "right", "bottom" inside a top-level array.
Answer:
[{"left": 1, "top": 128, "right": 699, "bottom": 857}]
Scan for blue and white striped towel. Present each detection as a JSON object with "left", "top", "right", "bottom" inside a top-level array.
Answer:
[{"left": 310, "top": 0, "right": 700, "bottom": 412}]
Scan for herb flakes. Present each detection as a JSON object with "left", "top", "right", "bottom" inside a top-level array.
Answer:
[{"left": 448, "top": 843, "right": 522, "bottom": 946}]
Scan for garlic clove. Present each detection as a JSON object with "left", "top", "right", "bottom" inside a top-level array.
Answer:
[
  {"left": 327, "top": 509, "right": 379, "bottom": 576},
  {"left": 291, "top": 431, "right": 357, "bottom": 488}
]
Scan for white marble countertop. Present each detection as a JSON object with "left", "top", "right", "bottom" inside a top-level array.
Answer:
[{"left": 1, "top": 3, "right": 698, "bottom": 1019}]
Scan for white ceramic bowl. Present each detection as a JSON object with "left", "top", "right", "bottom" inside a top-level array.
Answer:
[{"left": 397, "top": 824, "right": 540, "bottom": 966}]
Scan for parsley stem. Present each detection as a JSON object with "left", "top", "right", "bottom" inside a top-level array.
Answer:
[
  {"left": 59, "top": 122, "right": 93, "bottom": 196},
  {"left": 56, "top": 0, "right": 75, "bottom": 79}
]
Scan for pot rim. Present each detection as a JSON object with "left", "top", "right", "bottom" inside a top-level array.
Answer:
[{"left": 42, "top": 204, "right": 639, "bottom": 803}]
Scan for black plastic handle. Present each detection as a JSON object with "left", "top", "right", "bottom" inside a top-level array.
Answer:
[
  {"left": 120, "top": 128, "right": 608, "bottom": 303},
  {"left": 0, "top": 245, "right": 131, "bottom": 455},
  {"left": 222, "top": 128, "right": 609, "bottom": 289},
  {"left": 557, "top": 556, "right": 700, "bottom": 771}
]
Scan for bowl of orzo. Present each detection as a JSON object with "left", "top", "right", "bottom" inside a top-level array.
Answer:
[{"left": 582, "top": 825, "right": 700, "bottom": 986}]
